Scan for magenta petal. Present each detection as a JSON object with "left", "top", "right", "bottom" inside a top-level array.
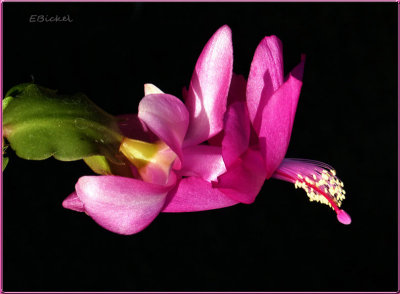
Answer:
[
  {"left": 222, "top": 101, "right": 251, "bottom": 167},
  {"left": 162, "top": 177, "right": 238, "bottom": 212},
  {"left": 259, "top": 60, "right": 304, "bottom": 179},
  {"left": 184, "top": 25, "right": 233, "bottom": 146},
  {"left": 215, "top": 149, "right": 266, "bottom": 204},
  {"left": 75, "top": 175, "right": 175, "bottom": 235},
  {"left": 246, "top": 36, "right": 284, "bottom": 133},
  {"left": 138, "top": 93, "right": 189, "bottom": 162},
  {"left": 179, "top": 145, "right": 226, "bottom": 182},
  {"left": 62, "top": 192, "right": 85, "bottom": 212}
]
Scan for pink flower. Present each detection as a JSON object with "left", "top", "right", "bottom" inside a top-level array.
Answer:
[
  {"left": 63, "top": 25, "right": 238, "bottom": 235},
  {"left": 63, "top": 25, "right": 351, "bottom": 235}
]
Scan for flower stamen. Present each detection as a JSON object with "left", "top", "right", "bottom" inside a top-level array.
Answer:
[{"left": 273, "top": 159, "right": 351, "bottom": 225}]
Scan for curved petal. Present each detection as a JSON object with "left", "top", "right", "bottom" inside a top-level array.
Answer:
[
  {"left": 62, "top": 191, "right": 85, "bottom": 212},
  {"left": 222, "top": 101, "right": 250, "bottom": 167},
  {"left": 215, "top": 149, "right": 266, "bottom": 204},
  {"left": 184, "top": 25, "right": 233, "bottom": 146},
  {"left": 246, "top": 36, "right": 284, "bottom": 133},
  {"left": 162, "top": 177, "right": 238, "bottom": 212},
  {"left": 75, "top": 174, "right": 176, "bottom": 235},
  {"left": 144, "top": 83, "right": 164, "bottom": 95},
  {"left": 138, "top": 93, "right": 189, "bottom": 163},
  {"left": 178, "top": 145, "right": 226, "bottom": 182},
  {"left": 259, "top": 59, "right": 305, "bottom": 179}
]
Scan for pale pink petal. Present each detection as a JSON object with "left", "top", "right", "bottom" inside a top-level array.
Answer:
[
  {"left": 117, "top": 114, "right": 158, "bottom": 142},
  {"left": 138, "top": 93, "right": 189, "bottom": 162},
  {"left": 62, "top": 192, "right": 84, "bottom": 212},
  {"left": 162, "top": 177, "right": 238, "bottom": 212},
  {"left": 75, "top": 174, "right": 176, "bottom": 235},
  {"left": 178, "top": 145, "right": 226, "bottom": 182},
  {"left": 214, "top": 149, "right": 266, "bottom": 204},
  {"left": 144, "top": 83, "right": 164, "bottom": 95},
  {"left": 184, "top": 25, "right": 233, "bottom": 146},
  {"left": 259, "top": 60, "right": 304, "bottom": 179},
  {"left": 227, "top": 73, "right": 247, "bottom": 105},
  {"left": 222, "top": 101, "right": 250, "bottom": 167},
  {"left": 246, "top": 36, "right": 284, "bottom": 133}
]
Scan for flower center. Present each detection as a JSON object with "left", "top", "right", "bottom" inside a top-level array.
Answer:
[{"left": 119, "top": 137, "right": 176, "bottom": 184}]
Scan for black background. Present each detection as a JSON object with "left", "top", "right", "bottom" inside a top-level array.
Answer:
[{"left": 2, "top": 2, "right": 398, "bottom": 292}]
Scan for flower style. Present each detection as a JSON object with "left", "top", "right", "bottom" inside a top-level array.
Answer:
[{"left": 63, "top": 25, "right": 351, "bottom": 235}]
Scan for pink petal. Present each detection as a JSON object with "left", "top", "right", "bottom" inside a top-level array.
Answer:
[
  {"left": 162, "top": 177, "right": 238, "bottom": 212},
  {"left": 178, "top": 145, "right": 226, "bottom": 182},
  {"left": 62, "top": 192, "right": 85, "bottom": 212},
  {"left": 214, "top": 149, "right": 266, "bottom": 204},
  {"left": 117, "top": 114, "right": 158, "bottom": 142},
  {"left": 227, "top": 73, "right": 247, "bottom": 105},
  {"left": 75, "top": 174, "right": 176, "bottom": 235},
  {"left": 144, "top": 83, "right": 164, "bottom": 95},
  {"left": 138, "top": 93, "right": 189, "bottom": 163},
  {"left": 259, "top": 59, "right": 305, "bottom": 179},
  {"left": 246, "top": 36, "right": 284, "bottom": 133},
  {"left": 184, "top": 25, "right": 233, "bottom": 146},
  {"left": 221, "top": 101, "right": 250, "bottom": 167}
]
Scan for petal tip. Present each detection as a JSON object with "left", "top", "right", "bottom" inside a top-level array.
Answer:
[
  {"left": 218, "top": 24, "right": 232, "bottom": 35},
  {"left": 62, "top": 192, "right": 85, "bottom": 212},
  {"left": 144, "top": 84, "right": 164, "bottom": 95}
]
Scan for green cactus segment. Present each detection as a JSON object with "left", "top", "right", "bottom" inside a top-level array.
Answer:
[
  {"left": 2, "top": 156, "right": 9, "bottom": 171},
  {"left": 3, "top": 83, "right": 124, "bottom": 163},
  {"left": 84, "top": 155, "right": 113, "bottom": 175}
]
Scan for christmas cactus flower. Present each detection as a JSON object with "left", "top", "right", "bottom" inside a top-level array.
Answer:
[
  {"left": 3, "top": 25, "right": 351, "bottom": 236},
  {"left": 63, "top": 25, "right": 239, "bottom": 234}
]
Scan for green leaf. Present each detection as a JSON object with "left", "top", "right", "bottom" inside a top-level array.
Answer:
[
  {"left": 2, "top": 139, "right": 9, "bottom": 171},
  {"left": 2, "top": 156, "right": 9, "bottom": 171},
  {"left": 83, "top": 155, "right": 134, "bottom": 177},
  {"left": 2, "top": 96, "right": 13, "bottom": 111},
  {"left": 84, "top": 155, "right": 112, "bottom": 175},
  {"left": 3, "top": 83, "right": 124, "bottom": 163}
]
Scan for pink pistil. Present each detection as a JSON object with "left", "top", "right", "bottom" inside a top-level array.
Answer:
[{"left": 274, "top": 169, "right": 351, "bottom": 224}]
